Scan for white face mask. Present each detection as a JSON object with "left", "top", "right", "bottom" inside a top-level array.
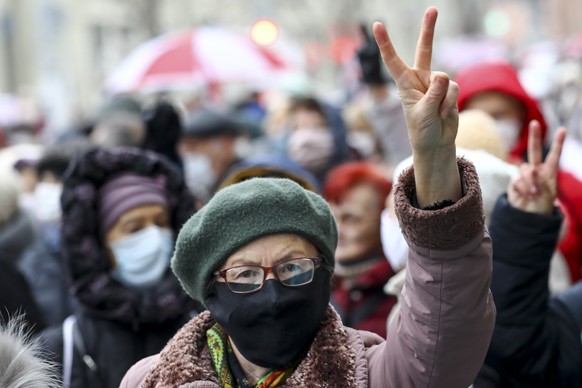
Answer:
[
  {"left": 347, "top": 131, "right": 377, "bottom": 158},
  {"left": 182, "top": 153, "right": 216, "bottom": 202},
  {"left": 34, "top": 182, "right": 63, "bottom": 223},
  {"left": 380, "top": 209, "right": 408, "bottom": 271},
  {"left": 287, "top": 127, "right": 335, "bottom": 173},
  {"left": 494, "top": 119, "right": 521, "bottom": 153},
  {"left": 234, "top": 136, "right": 253, "bottom": 159},
  {"left": 18, "top": 192, "right": 36, "bottom": 216},
  {"left": 109, "top": 225, "right": 174, "bottom": 289}
]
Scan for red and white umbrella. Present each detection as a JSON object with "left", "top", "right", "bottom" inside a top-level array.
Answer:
[{"left": 105, "top": 26, "right": 303, "bottom": 94}]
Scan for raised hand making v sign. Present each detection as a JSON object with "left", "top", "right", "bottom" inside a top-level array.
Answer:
[
  {"left": 363, "top": 7, "right": 494, "bottom": 388},
  {"left": 508, "top": 120, "right": 566, "bottom": 215},
  {"left": 373, "top": 7, "right": 461, "bottom": 208}
]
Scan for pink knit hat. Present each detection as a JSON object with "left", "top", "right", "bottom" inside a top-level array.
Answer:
[{"left": 98, "top": 174, "right": 168, "bottom": 236}]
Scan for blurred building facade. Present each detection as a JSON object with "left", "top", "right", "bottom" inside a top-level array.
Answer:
[{"left": 0, "top": 0, "right": 580, "bottom": 135}]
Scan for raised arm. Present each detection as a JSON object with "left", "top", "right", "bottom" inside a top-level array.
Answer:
[
  {"left": 363, "top": 8, "right": 495, "bottom": 388},
  {"left": 373, "top": 7, "right": 460, "bottom": 207},
  {"left": 482, "top": 123, "right": 582, "bottom": 386}
]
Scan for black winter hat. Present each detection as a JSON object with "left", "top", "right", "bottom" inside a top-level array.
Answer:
[{"left": 182, "top": 108, "right": 241, "bottom": 139}]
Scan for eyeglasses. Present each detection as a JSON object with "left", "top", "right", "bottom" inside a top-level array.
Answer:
[{"left": 214, "top": 257, "right": 323, "bottom": 294}]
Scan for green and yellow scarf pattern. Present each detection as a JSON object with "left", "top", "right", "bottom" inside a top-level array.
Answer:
[{"left": 207, "top": 324, "right": 295, "bottom": 388}]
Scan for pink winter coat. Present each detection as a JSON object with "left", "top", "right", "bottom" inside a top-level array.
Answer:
[{"left": 120, "top": 158, "right": 495, "bottom": 388}]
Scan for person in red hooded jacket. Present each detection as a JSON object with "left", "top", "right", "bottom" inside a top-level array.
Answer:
[{"left": 456, "top": 60, "right": 582, "bottom": 284}]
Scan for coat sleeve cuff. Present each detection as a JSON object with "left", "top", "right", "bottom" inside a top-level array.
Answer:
[
  {"left": 394, "top": 157, "right": 485, "bottom": 250},
  {"left": 489, "top": 194, "right": 562, "bottom": 265}
]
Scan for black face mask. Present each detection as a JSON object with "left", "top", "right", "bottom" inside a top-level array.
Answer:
[{"left": 205, "top": 269, "right": 331, "bottom": 369}]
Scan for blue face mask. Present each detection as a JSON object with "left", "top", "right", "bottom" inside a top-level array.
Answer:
[{"left": 109, "top": 225, "right": 174, "bottom": 288}]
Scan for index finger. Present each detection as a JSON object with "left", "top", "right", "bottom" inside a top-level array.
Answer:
[
  {"left": 544, "top": 127, "right": 566, "bottom": 173},
  {"left": 527, "top": 120, "right": 543, "bottom": 166},
  {"left": 414, "top": 7, "right": 438, "bottom": 71},
  {"left": 373, "top": 22, "right": 408, "bottom": 81}
]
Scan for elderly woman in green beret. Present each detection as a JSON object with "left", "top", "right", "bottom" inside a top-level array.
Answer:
[{"left": 121, "top": 7, "right": 495, "bottom": 388}]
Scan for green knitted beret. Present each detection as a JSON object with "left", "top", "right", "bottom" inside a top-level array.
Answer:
[{"left": 171, "top": 177, "right": 338, "bottom": 303}]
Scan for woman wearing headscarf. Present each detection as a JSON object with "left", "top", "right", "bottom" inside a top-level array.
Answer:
[
  {"left": 39, "top": 147, "right": 200, "bottom": 388},
  {"left": 121, "top": 7, "right": 495, "bottom": 387}
]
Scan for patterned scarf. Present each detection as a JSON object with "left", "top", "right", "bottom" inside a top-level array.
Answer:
[
  {"left": 207, "top": 324, "right": 295, "bottom": 388},
  {"left": 141, "top": 309, "right": 360, "bottom": 388}
]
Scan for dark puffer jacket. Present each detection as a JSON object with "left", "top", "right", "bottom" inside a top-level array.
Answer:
[
  {"left": 19, "top": 222, "right": 79, "bottom": 327},
  {"left": 475, "top": 195, "right": 582, "bottom": 387},
  {"left": 39, "top": 147, "right": 200, "bottom": 388},
  {"left": 0, "top": 210, "right": 45, "bottom": 334}
]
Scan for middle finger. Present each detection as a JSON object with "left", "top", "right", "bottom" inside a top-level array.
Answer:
[{"left": 414, "top": 7, "right": 438, "bottom": 72}]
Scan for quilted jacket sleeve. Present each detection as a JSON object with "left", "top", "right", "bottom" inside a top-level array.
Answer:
[
  {"left": 481, "top": 195, "right": 582, "bottom": 387},
  {"left": 366, "top": 158, "right": 496, "bottom": 388}
]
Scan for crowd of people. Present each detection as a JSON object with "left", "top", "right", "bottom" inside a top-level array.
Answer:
[{"left": 0, "top": 6, "right": 581, "bottom": 388}]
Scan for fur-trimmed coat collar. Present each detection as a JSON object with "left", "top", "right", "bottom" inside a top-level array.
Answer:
[{"left": 142, "top": 306, "right": 363, "bottom": 387}]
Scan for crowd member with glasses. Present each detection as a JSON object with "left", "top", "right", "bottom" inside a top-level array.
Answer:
[{"left": 121, "top": 7, "right": 495, "bottom": 388}]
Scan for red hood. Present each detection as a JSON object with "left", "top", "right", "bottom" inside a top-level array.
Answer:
[{"left": 456, "top": 61, "right": 547, "bottom": 162}]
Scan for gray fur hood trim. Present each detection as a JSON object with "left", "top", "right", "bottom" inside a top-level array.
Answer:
[{"left": 0, "top": 316, "right": 60, "bottom": 388}]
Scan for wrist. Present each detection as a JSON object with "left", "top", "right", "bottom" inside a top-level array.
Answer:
[
  {"left": 524, "top": 201, "right": 555, "bottom": 216},
  {"left": 412, "top": 147, "right": 461, "bottom": 208}
]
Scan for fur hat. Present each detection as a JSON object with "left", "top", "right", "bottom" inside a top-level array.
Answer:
[
  {"left": 172, "top": 177, "right": 337, "bottom": 303},
  {"left": 456, "top": 110, "right": 507, "bottom": 161}
]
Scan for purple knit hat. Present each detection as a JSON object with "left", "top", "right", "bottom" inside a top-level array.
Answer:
[{"left": 98, "top": 174, "right": 168, "bottom": 236}]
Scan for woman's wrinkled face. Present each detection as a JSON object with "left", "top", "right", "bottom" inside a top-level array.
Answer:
[
  {"left": 220, "top": 234, "right": 319, "bottom": 274},
  {"left": 105, "top": 204, "right": 171, "bottom": 244},
  {"left": 330, "top": 183, "right": 382, "bottom": 263}
]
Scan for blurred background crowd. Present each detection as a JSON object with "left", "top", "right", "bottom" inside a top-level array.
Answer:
[
  {"left": 0, "top": 0, "right": 581, "bottom": 139},
  {"left": 1, "top": 0, "right": 582, "bottom": 387}
]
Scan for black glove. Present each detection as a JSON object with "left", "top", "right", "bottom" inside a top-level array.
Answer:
[
  {"left": 142, "top": 101, "right": 183, "bottom": 168},
  {"left": 356, "top": 23, "right": 389, "bottom": 85}
]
